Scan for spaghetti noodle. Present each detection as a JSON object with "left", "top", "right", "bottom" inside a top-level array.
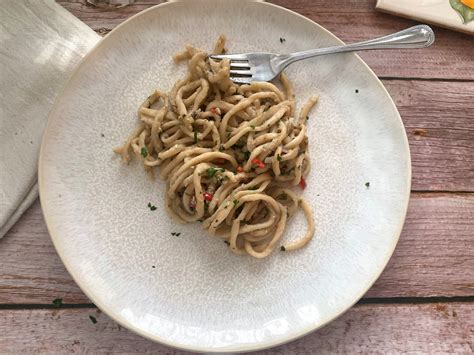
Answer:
[{"left": 115, "top": 36, "right": 317, "bottom": 258}]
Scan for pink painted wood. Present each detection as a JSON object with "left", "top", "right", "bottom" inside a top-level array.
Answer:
[
  {"left": 0, "top": 303, "right": 472, "bottom": 353},
  {"left": 0, "top": 0, "right": 472, "bottom": 353}
]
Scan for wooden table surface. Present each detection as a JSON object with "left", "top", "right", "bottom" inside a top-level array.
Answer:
[{"left": 1, "top": 0, "right": 473, "bottom": 353}]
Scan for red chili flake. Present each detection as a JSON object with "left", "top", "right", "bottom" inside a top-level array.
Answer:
[
  {"left": 203, "top": 192, "right": 213, "bottom": 202},
  {"left": 189, "top": 195, "right": 197, "bottom": 209},
  {"left": 251, "top": 158, "right": 265, "bottom": 169},
  {"left": 299, "top": 177, "right": 306, "bottom": 190},
  {"left": 237, "top": 166, "right": 244, "bottom": 173},
  {"left": 210, "top": 107, "right": 217, "bottom": 114},
  {"left": 214, "top": 158, "right": 226, "bottom": 165}
]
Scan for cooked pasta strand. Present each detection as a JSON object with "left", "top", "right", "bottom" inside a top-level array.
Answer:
[{"left": 115, "top": 36, "right": 318, "bottom": 258}]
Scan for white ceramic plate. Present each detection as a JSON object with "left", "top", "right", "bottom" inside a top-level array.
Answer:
[{"left": 39, "top": 1, "right": 411, "bottom": 352}]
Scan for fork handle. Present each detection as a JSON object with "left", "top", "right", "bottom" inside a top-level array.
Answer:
[{"left": 280, "top": 25, "right": 435, "bottom": 67}]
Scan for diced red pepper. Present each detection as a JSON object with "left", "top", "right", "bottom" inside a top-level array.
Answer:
[
  {"left": 203, "top": 192, "right": 213, "bottom": 202},
  {"left": 237, "top": 166, "right": 244, "bottom": 173},
  {"left": 189, "top": 195, "right": 197, "bottom": 209},
  {"left": 252, "top": 158, "right": 265, "bottom": 169},
  {"left": 299, "top": 177, "right": 306, "bottom": 190},
  {"left": 210, "top": 107, "right": 217, "bottom": 114}
]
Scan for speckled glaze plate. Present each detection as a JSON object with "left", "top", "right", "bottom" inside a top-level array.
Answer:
[{"left": 39, "top": 0, "right": 411, "bottom": 352}]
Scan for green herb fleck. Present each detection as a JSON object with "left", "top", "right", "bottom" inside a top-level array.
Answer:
[
  {"left": 140, "top": 147, "right": 148, "bottom": 158},
  {"left": 243, "top": 151, "right": 251, "bottom": 160},
  {"left": 193, "top": 131, "right": 198, "bottom": 144},
  {"left": 52, "top": 298, "right": 63, "bottom": 307},
  {"left": 207, "top": 167, "right": 217, "bottom": 177},
  {"left": 277, "top": 154, "right": 282, "bottom": 161},
  {"left": 89, "top": 315, "right": 97, "bottom": 324},
  {"left": 233, "top": 199, "right": 239, "bottom": 207},
  {"left": 250, "top": 125, "right": 255, "bottom": 129},
  {"left": 148, "top": 202, "right": 157, "bottom": 211},
  {"left": 248, "top": 187, "right": 258, "bottom": 191},
  {"left": 280, "top": 245, "right": 286, "bottom": 251},
  {"left": 365, "top": 182, "right": 370, "bottom": 188},
  {"left": 233, "top": 141, "right": 244, "bottom": 149}
]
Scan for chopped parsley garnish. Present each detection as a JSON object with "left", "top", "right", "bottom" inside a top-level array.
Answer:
[
  {"left": 250, "top": 124, "right": 255, "bottom": 129},
  {"left": 233, "top": 199, "right": 239, "bottom": 206},
  {"left": 147, "top": 202, "right": 157, "bottom": 211},
  {"left": 140, "top": 147, "right": 148, "bottom": 158},
  {"left": 243, "top": 151, "right": 251, "bottom": 160},
  {"left": 233, "top": 141, "right": 244, "bottom": 149},
  {"left": 207, "top": 167, "right": 218, "bottom": 177},
  {"left": 193, "top": 131, "right": 198, "bottom": 144},
  {"left": 280, "top": 246, "right": 286, "bottom": 251},
  {"left": 52, "top": 298, "right": 63, "bottom": 307},
  {"left": 365, "top": 182, "right": 370, "bottom": 188},
  {"left": 277, "top": 154, "right": 282, "bottom": 161},
  {"left": 280, "top": 37, "right": 286, "bottom": 43},
  {"left": 89, "top": 315, "right": 97, "bottom": 324}
]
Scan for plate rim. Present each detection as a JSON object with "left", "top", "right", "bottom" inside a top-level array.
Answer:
[{"left": 38, "top": 1, "right": 412, "bottom": 352}]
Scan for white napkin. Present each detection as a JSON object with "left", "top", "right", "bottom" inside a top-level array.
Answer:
[{"left": 0, "top": 0, "right": 100, "bottom": 238}]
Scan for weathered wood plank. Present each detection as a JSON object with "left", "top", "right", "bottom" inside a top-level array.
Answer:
[
  {"left": 0, "top": 193, "right": 472, "bottom": 304},
  {"left": 57, "top": 0, "right": 474, "bottom": 80},
  {"left": 0, "top": 303, "right": 472, "bottom": 353},
  {"left": 367, "top": 193, "right": 474, "bottom": 298},
  {"left": 385, "top": 80, "right": 474, "bottom": 192}
]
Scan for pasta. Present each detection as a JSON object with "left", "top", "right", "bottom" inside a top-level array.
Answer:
[{"left": 114, "top": 36, "right": 318, "bottom": 258}]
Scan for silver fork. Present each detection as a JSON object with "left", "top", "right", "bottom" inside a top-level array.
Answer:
[{"left": 209, "top": 25, "right": 435, "bottom": 84}]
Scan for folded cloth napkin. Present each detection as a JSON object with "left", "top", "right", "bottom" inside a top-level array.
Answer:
[{"left": 0, "top": 0, "right": 100, "bottom": 238}]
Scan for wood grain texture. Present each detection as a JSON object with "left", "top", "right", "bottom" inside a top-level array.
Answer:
[
  {"left": 367, "top": 193, "right": 474, "bottom": 298},
  {"left": 385, "top": 80, "right": 474, "bottom": 192},
  {"left": 0, "top": 303, "right": 472, "bottom": 353},
  {"left": 1, "top": 194, "right": 472, "bottom": 304},
  {"left": 57, "top": 0, "right": 474, "bottom": 80}
]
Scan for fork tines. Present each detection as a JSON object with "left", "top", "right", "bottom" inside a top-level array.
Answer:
[{"left": 209, "top": 55, "right": 253, "bottom": 83}]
